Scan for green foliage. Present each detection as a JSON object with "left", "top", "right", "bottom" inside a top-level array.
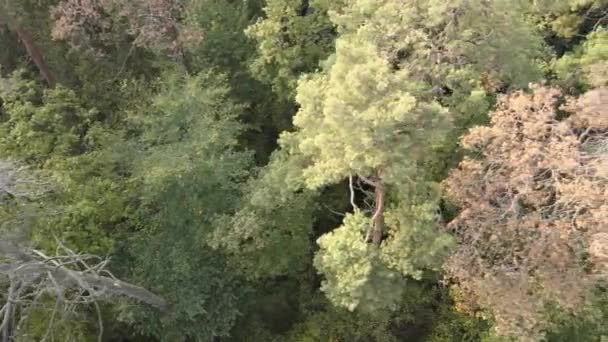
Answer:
[
  {"left": 283, "top": 307, "right": 399, "bottom": 342},
  {"left": 554, "top": 28, "right": 608, "bottom": 89},
  {"left": 425, "top": 304, "right": 492, "bottom": 342},
  {"left": 0, "top": 73, "right": 92, "bottom": 163},
  {"left": 0, "top": 29, "right": 24, "bottom": 73},
  {"left": 184, "top": 0, "right": 298, "bottom": 159},
  {"left": 117, "top": 227, "right": 243, "bottom": 341},
  {"left": 544, "top": 286, "right": 608, "bottom": 342},
  {"left": 0, "top": 71, "right": 135, "bottom": 253},
  {"left": 211, "top": 149, "right": 317, "bottom": 279},
  {"left": 272, "top": 281, "right": 492, "bottom": 342},
  {"left": 314, "top": 211, "right": 405, "bottom": 311},
  {"left": 185, "top": 0, "right": 262, "bottom": 73},
  {"left": 381, "top": 190, "right": 454, "bottom": 278},
  {"left": 12, "top": 296, "right": 97, "bottom": 342},
  {"left": 134, "top": 70, "right": 249, "bottom": 181},
  {"left": 115, "top": 70, "right": 251, "bottom": 341},
  {"left": 1, "top": 0, "right": 606, "bottom": 340},
  {"left": 532, "top": 0, "right": 608, "bottom": 38},
  {"left": 287, "top": 36, "right": 450, "bottom": 188},
  {"left": 328, "top": 0, "right": 545, "bottom": 91},
  {"left": 283, "top": 0, "right": 545, "bottom": 313},
  {"left": 246, "top": 0, "right": 336, "bottom": 99}
]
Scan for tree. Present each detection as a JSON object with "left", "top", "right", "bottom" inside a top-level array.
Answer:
[
  {"left": 531, "top": 0, "right": 608, "bottom": 40},
  {"left": 0, "top": 70, "right": 138, "bottom": 254},
  {"left": 246, "top": 0, "right": 337, "bottom": 100},
  {"left": 183, "top": 0, "right": 294, "bottom": 161},
  {"left": 211, "top": 148, "right": 318, "bottom": 279},
  {"left": 0, "top": 159, "right": 165, "bottom": 342},
  {"left": 283, "top": 0, "right": 546, "bottom": 312},
  {"left": 115, "top": 71, "right": 251, "bottom": 341},
  {"left": 554, "top": 28, "right": 608, "bottom": 90},
  {"left": 51, "top": 0, "right": 202, "bottom": 57},
  {"left": 0, "top": 0, "right": 57, "bottom": 87},
  {"left": 3, "top": 0, "right": 608, "bottom": 339},
  {"left": 443, "top": 85, "right": 608, "bottom": 340}
]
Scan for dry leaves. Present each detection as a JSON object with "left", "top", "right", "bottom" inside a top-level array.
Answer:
[{"left": 443, "top": 86, "right": 608, "bottom": 340}]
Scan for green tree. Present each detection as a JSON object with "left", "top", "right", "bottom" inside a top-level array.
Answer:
[
  {"left": 211, "top": 148, "right": 317, "bottom": 279},
  {"left": 115, "top": 71, "right": 251, "bottom": 341},
  {"left": 554, "top": 28, "right": 608, "bottom": 90},
  {"left": 246, "top": 0, "right": 337, "bottom": 100},
  {"left": 183, "top": 0, "right": 294, "bottom": 161},
  {"left": 282, "top": 0, "right": 546, "bottom": 312},
  {"left": 532, "top": 0, "right": 608, "bottom": 40},
  {"left": 0, "top": 70, "right": 137, "bottom": 254}
]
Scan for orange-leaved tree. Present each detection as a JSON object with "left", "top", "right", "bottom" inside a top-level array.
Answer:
[{"left": 443, "top": 85, "right": 607, "bottom": 340}]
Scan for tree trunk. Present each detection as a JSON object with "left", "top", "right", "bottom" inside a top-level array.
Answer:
[
  {"left": 14, "top": 26, "right": 56, "bottom": 87},
  {"left": 371, "top": 180, "right": 385, "bottom": 246}
]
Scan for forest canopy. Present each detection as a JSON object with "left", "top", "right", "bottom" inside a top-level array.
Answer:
[{"left": 0, "top": 0, "right": 607, "bottom": 341}]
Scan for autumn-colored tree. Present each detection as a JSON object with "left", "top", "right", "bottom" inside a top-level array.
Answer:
[
  {"left": 51, "top": 0, "right": 202, "bottom": 56},
  {"left": 443, "top": 85, "right": 608, "bottom": 340}
]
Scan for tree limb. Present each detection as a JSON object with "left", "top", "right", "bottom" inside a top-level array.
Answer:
[
  {"left": 0, "top": 239, "right": 169, "bottom": 341},
  {"left": 349, "top": 175, "right": 357, "bottom": 211}
]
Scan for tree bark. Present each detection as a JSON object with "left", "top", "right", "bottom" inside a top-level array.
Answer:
[
  {"left": 371, "top": 180, "right": 385, "bottom": 246},
  {"left": 14, "top": 26, "right": 56, "bottom": 87}
]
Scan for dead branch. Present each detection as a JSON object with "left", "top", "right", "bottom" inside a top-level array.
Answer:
[
  {"left": 0, "top": 239, "right": 167, "bottom": 341},
  {"left": 0, "top": 160, "right": 52, "bottom": 201}
]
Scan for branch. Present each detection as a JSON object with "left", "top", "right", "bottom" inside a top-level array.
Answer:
[
  {"left": 0, "top": 281, "right": 15, "bottom": 342},
  {"left": 94, "top": 301, "right": 103, "bottom": 342},
  {"left": 29, "top": 249, "right": 168, "bottom": 311},
  {"left": 357, "top": 174, "right": 380, "bottom": 188},
  {"left": 0, "top": 241, "right": 168, "bottom": 311},
  {"left": 0, "top": 160, "right": 53, "bottom": 200},
  {"left": 349, "top": 175, "right": 357, "bottom": 211}
]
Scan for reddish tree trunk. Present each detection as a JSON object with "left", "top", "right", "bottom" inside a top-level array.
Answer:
[
  {"left": 371, "top": 180, "right": 385, "bottom": 246},
  {"left": 15, "top": 26, "right": 56, "bottom": 87}
]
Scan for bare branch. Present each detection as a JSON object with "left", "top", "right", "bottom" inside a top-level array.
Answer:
[
  {"left": 357, "top": 174, "right": 380, "bottom": 187},
  {"left": 93, "top": 301, "right": 103, "bottom": 342},
  {"left": 0, "top": 239, "right": 168, "bottom": 341},
  {"left": 0, "top": 160, "right": 52, "bottom": 201},
  {"left": 40, "top": 300, "right": 60, "bottom": 342},
  {"left": 348, "top": 175, "right": 357, "bottom": 211}
]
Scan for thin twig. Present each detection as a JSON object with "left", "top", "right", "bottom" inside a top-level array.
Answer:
[
  {"left": 358, "top": 174, "right": 379, "bottom": 187},
  {"left": 41, "top": 299, "right": 60, "bottom": 342},
  {"left": 322, "top": 205, "right": 345, "bottom": 217},
  {"left": 94, "top": 301, "right": 103, "bottom": 342},
  {"left": 0, "top": 281, "right": 15, "bottom": 342}
]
